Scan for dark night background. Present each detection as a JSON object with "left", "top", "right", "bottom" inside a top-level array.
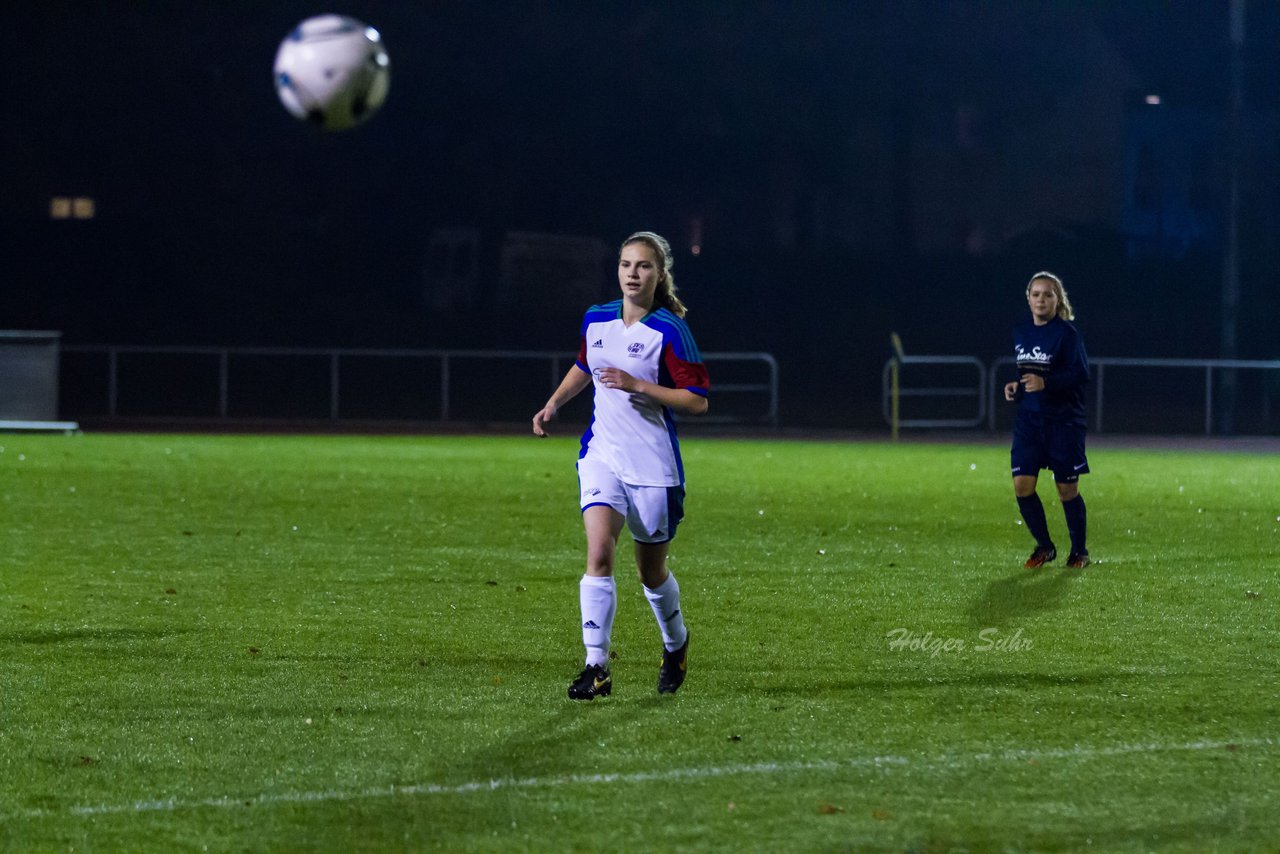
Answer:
[{"left": 5, "top": 1, "right": 1280, "bottom": 429}]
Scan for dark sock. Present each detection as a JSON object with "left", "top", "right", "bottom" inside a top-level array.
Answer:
[
  {"left": 1062, "top": 495, "right": 1087, "bottom": 555},
  {"left": 1016, "top": 493, "right": 1053, "bottom": 548}
]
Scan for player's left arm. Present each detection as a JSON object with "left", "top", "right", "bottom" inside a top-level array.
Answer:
[
  {"left": 1042, "top": 328, "right": 1089, "bottom": 392},
  {"left": 635, "top": 381, "right": 708, "bottom": 416},
  {"left": 595, "top": 332, "right": 710, "bottom": 416},
  {"left": 594, "top": 367, "right": 709, "bottom": 416}
]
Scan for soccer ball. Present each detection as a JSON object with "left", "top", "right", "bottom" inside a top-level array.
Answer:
[{"left": 273, "top": 14, "right": 391, "bottom": 131}]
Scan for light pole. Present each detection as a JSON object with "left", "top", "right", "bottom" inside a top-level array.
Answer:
[{"left": 1219, "top": 0, "right": 1244, "bottom": 433}]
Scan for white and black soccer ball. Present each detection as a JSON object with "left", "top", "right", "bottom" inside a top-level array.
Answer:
[{"left": 273, "top": 14, "right": 391, "bottom": 131}]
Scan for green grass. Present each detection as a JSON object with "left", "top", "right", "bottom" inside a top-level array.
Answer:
[{"left": 1, "top": 431, "right": 1277, "bottom": 851}]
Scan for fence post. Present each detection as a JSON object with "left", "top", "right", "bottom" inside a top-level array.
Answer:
[
  {"left": 889, "top": 333, "right": 904, "bottom": 441},
  {"left": 767, "top": 354, "right": 779, "bottom": 427},
  {"left": 440, "top": 354, "right": 451, "bottom": 421},
  {"left": 218, "top": 350, "right": 229, "bottom": 418},
  {"left": 107, "top": 347, "right": 118, "bottom": 417},
  {"left": 1095, "top": 363, "right": 1105, "bottom": 434},
  {"left": 330, "top": 352, "right": 341, "bottom": 420},
  {"left": 1205, "top": 365, "right": 1214, "bottom": 436},
  {"left": 988, "top": 362, "right": 999, "bottom": 431}
]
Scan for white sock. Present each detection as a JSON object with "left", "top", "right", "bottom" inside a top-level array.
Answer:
[
  {"left": 579, "top": 575, "right": 616, "bottom": 667},
  {"left": 643, "top": 571, "right": 687, "bottom": 652}
]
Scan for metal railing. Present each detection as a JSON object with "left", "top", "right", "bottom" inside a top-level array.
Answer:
[
  {"left": 62, "top": 345, "right": 779, "bottom": 427},
  {"left": 989, "top": 355, "right": 1280, "bottom": 434},
  {"left": 696, "top": 350, "right": 779, "bottom": 426},
  {"left": 881, "top": 355, "right": 988, "bottom": 429},
  {"left": 883, "top": 354, "right": 1280, "bottom": 436}
]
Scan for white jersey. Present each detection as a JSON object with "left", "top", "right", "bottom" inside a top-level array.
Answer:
[{"left": 574, "top": 300, "right": 710, "bottom": 487}]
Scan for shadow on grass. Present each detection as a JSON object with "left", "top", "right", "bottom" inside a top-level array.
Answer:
[
  {"left": 441, "top": 685, "right": 679, "bottom": 785},
  {"left": 966, "top": 566, "right": 1081, "bottom": 629},
  {"left": 0, "top": 627, "right": 189, "bottom": 645}
]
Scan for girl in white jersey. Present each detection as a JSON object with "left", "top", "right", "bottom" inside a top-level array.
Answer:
[{"left": 532, "top": 231, "right": 710, "bottom": 700}]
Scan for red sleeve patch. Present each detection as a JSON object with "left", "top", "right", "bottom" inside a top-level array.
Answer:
[{"left": 663, "top": 343, "right": 710, "bottom": 394}]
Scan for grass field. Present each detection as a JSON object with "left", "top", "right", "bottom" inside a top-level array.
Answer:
[{"left": 1, "top": 431, "right": 1277, "bottom": 851}]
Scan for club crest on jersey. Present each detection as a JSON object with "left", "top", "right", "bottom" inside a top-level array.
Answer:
[{"left": 627, "top": 342, "right": 645, "bottom": 358}]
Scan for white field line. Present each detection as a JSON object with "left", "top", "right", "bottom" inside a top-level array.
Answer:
[{"left": 6, "top": 735, "right": 1275, "bottom": 821}]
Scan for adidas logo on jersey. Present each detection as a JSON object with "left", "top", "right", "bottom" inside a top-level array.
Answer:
[{"left": 591, "top": 339, "right": 604, "bottom": 348}]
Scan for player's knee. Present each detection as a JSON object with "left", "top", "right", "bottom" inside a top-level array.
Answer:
[
  {"left": 632, "top": 546, "right": 669, "bottom": 587},
  {"left": 585, "top": 549, "right": 615, "bottom": 576},
  {"left": 634, "top": 561, "right": 668, "bottom": 587}
]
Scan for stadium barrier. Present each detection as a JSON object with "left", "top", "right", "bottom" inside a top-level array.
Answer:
[
  {"left": 882, "top": 354, "right": 1280, "bottom": 436},
  {"left": 60, "top": 346, "right": 778, "bottom": 428},
  {"left": 881, "top": 355, "right": 987, "bottom": 430},
  {"left": 0, "top": 330, "right": 80, "bottom": 432},
  {"left": 989, "top": 355, "right": 1280, "bottom": 435}
]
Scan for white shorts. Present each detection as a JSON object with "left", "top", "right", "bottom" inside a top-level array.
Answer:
[{"left": 576, "top": 456, "right": 685, "bottom": 544}]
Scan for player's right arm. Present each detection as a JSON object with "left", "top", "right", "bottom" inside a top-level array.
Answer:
[
  {"left": 532, "top": 365, "right": 593, "bottom": 437},
  {"left": 1005, "top": 332, "right": 1024, "bottom": 402}
]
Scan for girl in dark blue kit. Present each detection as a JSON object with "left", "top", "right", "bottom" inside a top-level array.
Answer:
[{"left": 1003, "top": 271, "right": 1091, "bottom": 569}]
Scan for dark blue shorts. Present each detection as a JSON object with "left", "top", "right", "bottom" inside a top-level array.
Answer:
[{"left": 1011, "top": 414, "right": 1089, "bottom": 483}]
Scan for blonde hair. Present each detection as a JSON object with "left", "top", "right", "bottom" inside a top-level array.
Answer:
[
  {"left": 1026, "top": 270, "right": 1075, "bottom": 321},
  {"left": 622, "top": 231, "right": 687, "bottom": 317}
]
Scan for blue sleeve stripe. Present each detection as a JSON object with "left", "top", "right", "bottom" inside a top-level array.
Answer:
[
  {"left": 669, "top": 313, "right": 702, "bottom": 362},
  {"left": 585, "top": 300, "right": 622, "bottom": 320},
  {"left": 580, "top": 300, "right": 621, "bottom": 333},
  {"left": 649, "top": 309, "right": 703, "bottom": 362}
]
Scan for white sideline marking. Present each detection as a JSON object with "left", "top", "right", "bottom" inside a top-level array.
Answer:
[{"left": 7, "top": 736, "right": 1275, "bottom": 821}]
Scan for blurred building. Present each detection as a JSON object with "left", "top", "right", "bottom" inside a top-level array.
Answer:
[{"left": 1121, "top": 101, "right": 1220, "bottom": 259}]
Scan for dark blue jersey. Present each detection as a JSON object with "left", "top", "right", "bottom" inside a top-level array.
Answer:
[{"left": 1012, "top": 316, "right": 1089, "bottom": 424}]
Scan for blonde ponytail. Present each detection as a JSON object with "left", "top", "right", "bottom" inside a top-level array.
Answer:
[{"left": 622, "top": 231, "right": 687, "bottom": 317}]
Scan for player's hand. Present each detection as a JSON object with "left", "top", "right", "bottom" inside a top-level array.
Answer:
[
  {"left": 532, "top": 404, "right": 556, "bottom": 437},
  {"left": 595, "top": 367, "right": 642, "bottom": 393},
  {"left": 1003, "top": 381, "right": 1019, "bottom": 402},
  {"left": 1019, "top": 373, "right": 1045, "bottom": 393}
]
